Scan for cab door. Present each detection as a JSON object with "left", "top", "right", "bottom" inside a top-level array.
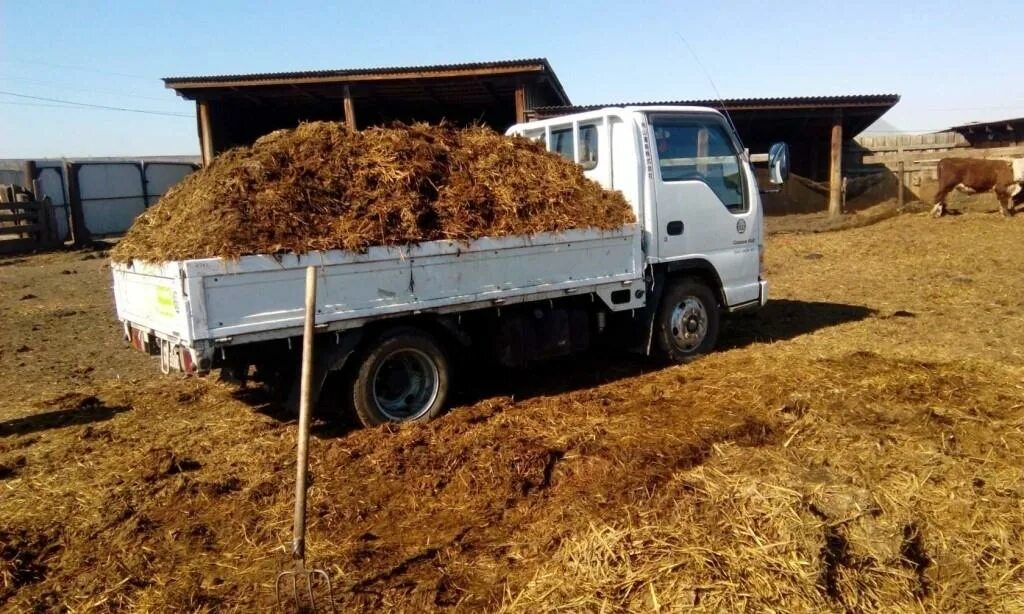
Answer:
[{"left": 648, "top": 113, "right": 760, "bottom": 306}]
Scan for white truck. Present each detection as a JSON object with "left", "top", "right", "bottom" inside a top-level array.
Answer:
[{"left": 112, "top": 106, "right": 788, "bottom": 426}]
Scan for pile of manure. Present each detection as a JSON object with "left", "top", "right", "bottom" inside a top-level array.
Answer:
[{"left": 112, "top": 122, "right": 634, "bottom": 263}]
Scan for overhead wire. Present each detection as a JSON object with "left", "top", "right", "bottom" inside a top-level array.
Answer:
[
  {"left": 0, "top": 74, "right": 176, "bottom": 103},
  {"left": 0, "top": 57, "right": 154, "bottom": 80},
  {"left": 0, "top": 90, "right": 191, "bottom": 118}
]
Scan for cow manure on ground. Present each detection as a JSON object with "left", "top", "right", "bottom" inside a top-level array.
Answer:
[
  {"left": 0, "top": 455, "right": 26, "bottom": 480},
  {"left": 140, "top": 448, "right": 202, "bottom": 482},
  {"left": 0, "top": 527, "right": 61, "bottom": 599}
]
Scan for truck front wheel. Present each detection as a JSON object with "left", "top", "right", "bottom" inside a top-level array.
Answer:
[
  {"left": 351, "top": 328, "right": 450, "bottom": 426},
  {"left": 654, "top": 278, "right": 720, "bottom": 364}
]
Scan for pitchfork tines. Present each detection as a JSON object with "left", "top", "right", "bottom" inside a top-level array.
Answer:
[{"left": 275, "top": 552, "right": 335, "bottom": 613}]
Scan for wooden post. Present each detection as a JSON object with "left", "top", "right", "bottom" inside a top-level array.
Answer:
[
  {"left": 32, "top": 179, "right": 57, "bottom": 244},
  {"left": 343, "top": 86, "right": 356, "bottom": 131},
  {"left": 828, "top": 121, "right": 843, "bottom": 217},
  {"left": 36, "top": 196, "right": 52, "bottom": 245},
  {"left": 897, "top": 160, "right": 905, "bottom": 208},
  {"left": 197, "top": 100, "right": 215, "bottom": 165},
  {"left": 896, "top": 140, "right": 905, "bottom": 208},
  {"left": 64, "top": 162, "right": 90, "bottom": 247},
  {"left": 20, "top": 160, "right": 37, "bottom": 194},
  {"left": 514, "top": 84, "right": 526, "bottom": 124}
]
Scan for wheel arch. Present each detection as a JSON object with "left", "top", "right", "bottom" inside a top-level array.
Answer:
[{"left": 662, "top": 258, "right": 727, "bottom": 308}]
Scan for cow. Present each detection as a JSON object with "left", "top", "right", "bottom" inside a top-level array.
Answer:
[{"left": 931, "top": 157, "right": 1024, "bottom": 218}]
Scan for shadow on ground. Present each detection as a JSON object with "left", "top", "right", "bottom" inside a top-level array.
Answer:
[
  {"left": 0, "top": 398, "right": 131, "bottom": 438},
  {"left": 720, "top": 299, "right": 875, "bottom": 350},
  {"left": 236, "top": 299, "right": 873, "bottom": 435}
]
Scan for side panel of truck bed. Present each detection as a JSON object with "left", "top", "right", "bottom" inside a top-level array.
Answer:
[{"left": 114, "top": 226, "right": 641, "bottom": 346}]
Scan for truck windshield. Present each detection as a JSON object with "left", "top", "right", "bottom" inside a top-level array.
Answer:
[{"left": 650, "top": 115, "right": 746, "bottom": 212}]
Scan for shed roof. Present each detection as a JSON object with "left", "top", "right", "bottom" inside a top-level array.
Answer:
[
  {"left": 164, "top": 58, "right": 571, "bottom": 106},
  {"left": 533, "top": 94, "right": 900, "bottom": 141},
  {"left": 947, "top": 116, "right": 1024, "bottom": 131},
  {"left": 534, "top": 94, "right": 900, "bottom": 113},
  {"left": 946, "top": 116, "right": 1024, "bottom": 144}
]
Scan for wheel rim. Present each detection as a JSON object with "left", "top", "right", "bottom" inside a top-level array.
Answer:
[
  {"left": 669, "top": 297, "right": 709, "bottom": 352},
  {"left": 371, "top": 348, "right": 439, "bottom": 421}
]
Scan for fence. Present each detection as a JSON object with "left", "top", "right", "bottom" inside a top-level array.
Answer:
[
  {"left": 7, "top": 159, "right": 198, "bottom": 249},
  {"left": 0, "top": 185, "right": 61, "bottom": 254},
  {"left": 851, "top": 132, "right": 1024, "bottom": 201}
]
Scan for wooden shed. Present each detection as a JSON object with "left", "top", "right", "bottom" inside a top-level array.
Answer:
[
  {"left": 166, "top": 59, "right": 898, "bottom": 215},
  {"left": 164, "top": 58, "right": 570, "bottom": 165},
  {"left": 948, "top": 116, "right": 1024, "bottom": 148}
]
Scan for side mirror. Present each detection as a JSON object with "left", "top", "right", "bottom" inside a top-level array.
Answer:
[{"left": 768, "top": 142, "right": 790, "bottom": 185}]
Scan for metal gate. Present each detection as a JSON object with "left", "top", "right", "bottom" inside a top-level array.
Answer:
[{"left": 67, "top": 161, "right": 196, "bottom": 240}]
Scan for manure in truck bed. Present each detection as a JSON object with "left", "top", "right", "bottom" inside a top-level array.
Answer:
[{"left": 111, "top": 122, "right": 635, "bottom": 263}]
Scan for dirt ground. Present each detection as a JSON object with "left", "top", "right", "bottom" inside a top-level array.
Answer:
[{"left": 2, "top": 195, "right": 1023, "bottom": 612}]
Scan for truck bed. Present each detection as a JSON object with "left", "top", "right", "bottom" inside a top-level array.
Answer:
[{"left": 112, "top": 225, "right": 642, "bottom": 353}]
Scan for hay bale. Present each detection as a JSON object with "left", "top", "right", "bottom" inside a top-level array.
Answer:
[{"left": 111, "top": 122, "right": 634, "bottom": 263}]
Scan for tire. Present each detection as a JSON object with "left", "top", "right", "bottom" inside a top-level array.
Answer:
[
  {"left": 653, "top": 277, "right": 720, "bottom": 364},
  {"left": 350, "top": 327, "right": 450, "bottom": 426}
]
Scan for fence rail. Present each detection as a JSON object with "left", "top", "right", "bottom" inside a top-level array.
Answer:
[{"left": 0, "top": 199, "right": 60, "bottom": 254}]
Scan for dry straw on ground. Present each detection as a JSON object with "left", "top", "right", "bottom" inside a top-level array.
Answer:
[
  {"left": 4, "top": 204, "right": 1024, "bottom": 611},
  {"left": 112, "top": 122, "right": 634, "bottom": 263}
]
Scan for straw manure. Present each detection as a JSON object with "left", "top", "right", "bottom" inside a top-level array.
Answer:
[
  {"left": 2, "top": 202, "right": 1023, "bottom": 611},
  {"left": 111, "top": 122, "right": 634, "bottom": 263}
]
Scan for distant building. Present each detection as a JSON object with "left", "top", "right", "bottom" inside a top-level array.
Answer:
[
  {"left": 165, "top": 58, "right": 899, "bottom": 187},
  {"left": 947, "top": 117, "right": 1024, "bottom": 148}
]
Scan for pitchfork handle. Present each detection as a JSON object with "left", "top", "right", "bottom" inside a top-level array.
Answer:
[{"left": 292, "top": 265, "right": 317, "bottom": 561}]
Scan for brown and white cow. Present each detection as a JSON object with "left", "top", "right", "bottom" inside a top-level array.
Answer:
[{"left": 931, "top": 157, "right": 1024, "bottom": 218}]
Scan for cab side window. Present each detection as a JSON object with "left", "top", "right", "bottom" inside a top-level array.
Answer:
[
  {"left": 523, "top": 129, "right": 546, "bottom": 144},
  {"left": 578, "top": 124, "right": 598, "bottom": 170},
  {"left": 651, "top": 117, "right": 746, "bottom": 213},
  {"left": 547, "top": 124, "right": 599, "bottom": 171},
  {"left": 551, "top": 127, "right": 574, "bottom": 161}
]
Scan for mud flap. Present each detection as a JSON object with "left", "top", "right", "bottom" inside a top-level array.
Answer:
[{"left": 615, "top": 268, "right": 665, "bottom": 356}]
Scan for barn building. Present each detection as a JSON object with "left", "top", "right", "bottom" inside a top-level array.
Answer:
[
  {"left": 165, "top": 58, "right": 899, "bottom": 212},
  {"left": 947, "top": 116, "right": 1024, "bottom": 148},
  {"left": 164, "top": 59, "right": 570, "bottom": 164}
]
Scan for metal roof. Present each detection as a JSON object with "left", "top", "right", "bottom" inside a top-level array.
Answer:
[
  {"left": 534, "top": 94, "right": 900, "bottom": 114},
  {"left": 533, "top": 95, "right": 901, "bottom": 143},
  {"left": 165, "top": 57, "right": 571, "bottom": 105},
  {"left": 946, "top": 115, "right": 1024, "bottom": 144},
  {"left": 947, "top": 116, "right": 1024, "bottom": 133}
]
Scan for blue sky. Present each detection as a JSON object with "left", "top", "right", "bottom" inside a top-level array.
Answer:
[{"left": 3, "top": 0, "right": 1023, "bottom": 157}]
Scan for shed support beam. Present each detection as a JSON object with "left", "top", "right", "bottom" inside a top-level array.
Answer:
[
  {"left": 197, "top": 100, "right": 215, "bottom": 166},
  {"left": 343, "top": 86, "right": 357, "bottom": 130},
  {"left": 828, "top": 120, "right": 843, "bottom": 217},
  {"left": 514, "top": 84, "right": 526, "bottom": 124}
]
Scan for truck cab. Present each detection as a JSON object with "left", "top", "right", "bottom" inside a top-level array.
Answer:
[{"left": 508, "top": 106, "right": 783, "bottom": 315}]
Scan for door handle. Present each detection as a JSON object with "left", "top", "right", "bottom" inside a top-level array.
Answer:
[{"left": 666, "top": 221, "right": 684, "bottom": 236}]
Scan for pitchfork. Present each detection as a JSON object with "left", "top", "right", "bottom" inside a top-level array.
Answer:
[{"left": 276, "top": 266, "right": 336, "bottom": 612}]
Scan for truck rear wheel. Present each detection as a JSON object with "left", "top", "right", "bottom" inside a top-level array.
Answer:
[
  {"left": 351, "top": 328, "right": 450, "bottom": 426},
  {"left": 654, "top": 277, "right": 720, "bottom": 364}
]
